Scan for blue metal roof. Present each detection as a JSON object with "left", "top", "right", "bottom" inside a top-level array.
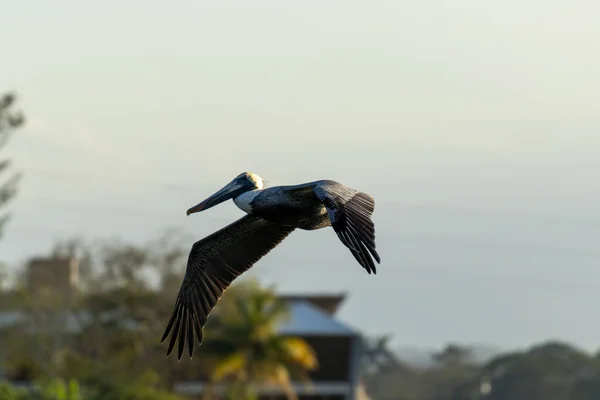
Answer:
[{"left": 278, "top": 300, "right": 359, "bottom": 336}]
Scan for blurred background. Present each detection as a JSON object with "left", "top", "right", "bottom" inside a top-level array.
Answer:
[{"left": 1, "top": 1, "right": 599, "bottom": 399}]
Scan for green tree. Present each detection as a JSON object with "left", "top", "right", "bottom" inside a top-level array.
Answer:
[
  {"left": 433, "top": 344, "right": 476, "bottom": 367},
  {"left": 0, "top": 91, "right": 25, "bottom": 239},
  {"left": 361, "top": 333, "right": 403, "bottom": 375},
  {"left": 463, "top": 341, "right": 600, "bottom": 400}
]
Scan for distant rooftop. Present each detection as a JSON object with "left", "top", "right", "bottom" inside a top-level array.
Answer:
[
  {"left": 278, "top": 300, "right": 359, "bottom": 337},
  {"left": 278, "top": 292, "right": 347, "bottom": 316}
]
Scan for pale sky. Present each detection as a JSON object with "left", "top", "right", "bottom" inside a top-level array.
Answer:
[{"left": 1, "top": 0, "right": 600, "bottom": 353}]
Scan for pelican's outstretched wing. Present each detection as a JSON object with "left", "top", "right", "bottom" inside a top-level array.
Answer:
[
  {"left": 313, "top": 180, "right": 380, "bottom": 274},
  {"left": 161, "top": 215, "right": 295, "bottom": 360}
]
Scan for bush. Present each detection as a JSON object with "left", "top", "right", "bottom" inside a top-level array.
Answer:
[
  {"left": 0, "top": 379, "right": 184, "bottom": 400},
  {"left": 0, "top": 381, "right": 29, "bottom": 400}
]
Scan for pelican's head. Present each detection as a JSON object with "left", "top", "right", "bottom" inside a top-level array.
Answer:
[{"left": 186, "top": 172, "right": 264, "bottom": 215}]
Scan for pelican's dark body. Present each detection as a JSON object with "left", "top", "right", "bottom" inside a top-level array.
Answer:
[
  {"left": 249, "top": 181, "right": 333, "bottom": 230},
  {"left": 161, "top": 173, "right": 381, "bottom": 361}
]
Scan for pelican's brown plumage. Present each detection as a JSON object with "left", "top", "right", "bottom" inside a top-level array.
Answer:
[{"left": 161, "top": 172, "right": 380, "bottom": 360}]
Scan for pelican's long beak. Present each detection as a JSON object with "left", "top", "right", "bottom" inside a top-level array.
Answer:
[{"left": 186, "top": 180, "right": 242, "bottom": 216}]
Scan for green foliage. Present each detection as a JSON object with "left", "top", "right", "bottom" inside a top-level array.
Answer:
[
  {"left": 0, "top": 381, "right": 29, "bottom": 400},
  {"left": 86, "top": 384, "right": 185, "bottom": 400},
  {"left": 33, "top": 378, "right": 82, "bottom": 400},
  {"left": 0, "top": 378, "right": 184, "bottom": 400},
  {"left": 362, "top": 341, "right": 600, "bottom": 400},
  {"left": 0, "top": 91, "right": 25, "bottom": 239},
  {"left": 222, "top": 381, "right": 258, "bottom": 400},
  {"left": 467, "top": 341, "right": 600, "bottom": 400}
]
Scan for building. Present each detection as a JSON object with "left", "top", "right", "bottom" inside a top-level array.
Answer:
[
  {"left": 174, "top": 293, "right": 366, "bottom": 400},
  {"left": 25, "top": 257, "right": 79, "bottom": 300}
]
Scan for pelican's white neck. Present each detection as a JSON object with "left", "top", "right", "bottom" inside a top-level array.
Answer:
[{"left": 233, "top": 189, "right": 261, "bottom": 214}]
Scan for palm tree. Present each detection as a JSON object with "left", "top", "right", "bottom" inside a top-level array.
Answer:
[{"left": 199, "top": 279, "right": 318, "bottom": 400}]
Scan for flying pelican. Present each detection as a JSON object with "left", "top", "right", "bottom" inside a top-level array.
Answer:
[{"left": 161, "top": 172, "right": 381, "bottom": 360}]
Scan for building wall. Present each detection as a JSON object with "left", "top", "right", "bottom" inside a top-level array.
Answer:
[
  {"left": 26, "top": 257, "right": 79, "bottom": 300},
  {"left": 347, "top": 336, "right": 363, "bottom": 400},
  {"left": 300, "top": 335, "right": 353, "bottom": 382}
]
